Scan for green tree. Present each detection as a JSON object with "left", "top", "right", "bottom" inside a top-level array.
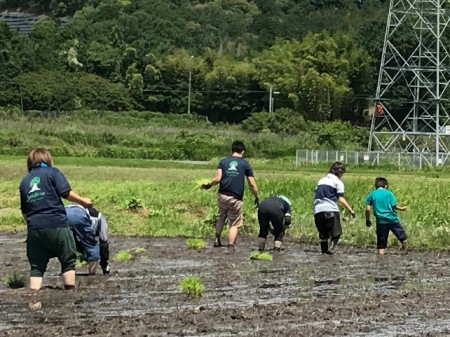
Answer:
[{"left": 254, "top": 32, "right": 371, "bottom": 121}]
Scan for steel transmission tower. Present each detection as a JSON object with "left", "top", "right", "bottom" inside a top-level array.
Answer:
[{"left": 368, "top": 0, "right": 450, "bottom": 165}]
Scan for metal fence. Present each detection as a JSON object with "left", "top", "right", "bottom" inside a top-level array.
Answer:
[{"left": 295, "top": 150, "right": 450, "bottom": 169}]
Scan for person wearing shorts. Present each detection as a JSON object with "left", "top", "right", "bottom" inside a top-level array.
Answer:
[
  {"left": 19, "top": 148, "right": 92, "bottom": 290},
  {"left": 313, "top": 162, "right": 355, "bottom": 255},
  {"left": 364, "top": 177, "right": 408, "bottom": 255},
  {"left": 65, "top": 205, "right": 111, "bottom": 275},
  {"left": 201, "top": 141, "right": 259, "bottom": 249},
  {"left": 257, "top": 195, "right": 292, "bottom": 252}
]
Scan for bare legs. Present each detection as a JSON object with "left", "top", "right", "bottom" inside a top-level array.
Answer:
[{"left": 29, "top": 270, "right": 75, "bottom": 290}]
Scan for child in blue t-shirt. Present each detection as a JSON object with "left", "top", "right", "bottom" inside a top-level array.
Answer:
[{"left": 364, "top": 177, "right": 408, "bottom": 255}]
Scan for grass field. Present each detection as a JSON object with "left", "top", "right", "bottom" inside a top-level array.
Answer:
[{"left": 0, "top": 155, "right": 449, "bottom": 249}]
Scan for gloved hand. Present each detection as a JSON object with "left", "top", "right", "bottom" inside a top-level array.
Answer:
[
  {"left": 283, "top": 214, "right": 292, "bottom": 227},
  {"left": 366, "top": 219, "right": 372, "bottom": 227},
  {"left": 201, "top": 183, "right": 212, "bottom": 190},
  {"left": 254, "top": 198, "right": 259, "bottom": 208},
  {"left": 350, "top": 211, "right": 356, "bottom": 218},
  {"left": 102, "top": 265, "right": 111, "bottom": 275}
]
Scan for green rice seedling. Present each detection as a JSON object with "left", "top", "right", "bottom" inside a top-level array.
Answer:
[
  {"left": 3, "top": 271, "right": 27, "bottom": 289},
  {"left": 76, "top": 256, "right": 87, "bottom": 268},
  {"left": 186, "top": 239, "right": 207, "bottom": 249},
  {"left": 178, "top": 276, "right": 205, "bottom": 298},
  {"left": 131, "top": 246, "right": 146, "bottom": 253},
  {"left": 112, "top": 250, "right": 133, "bottom": 262},
  {"left": 249, "top": 251, "right": 273, "bottom": 261}
]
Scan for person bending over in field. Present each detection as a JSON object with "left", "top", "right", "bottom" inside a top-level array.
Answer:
[
  {"left": 19, "top": 148, "right": 92, "bottom": 290},
  {"left": 201, "top": 140, "right": 259, "bottom": 250},
  {"left": 364, "top": 177, "right": 408, "bottom": 255},
  {"left": 257, "top": 195, "right": 292, "bottom": 252},
  {"left": 313, "top": 162, "right": 355, "bottom": 255},
  {"left": 65, "top": 205, "right": 111, "bottom": 275}
]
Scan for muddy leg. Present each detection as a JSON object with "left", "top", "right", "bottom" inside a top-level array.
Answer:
[
  {"left": 401, "top": 240, "right": 408, "bottom": 252},
  {"left": 215, "top": 196, "right": 228, "bottom": 247},
  {"left": 329, "top": 235, "right": 340, "bottom": 252},
  {"left": 88, "top": 260, "right": 99, "bottom": 275},
  {"left": 228, "top": 226, "right": 238, "bottom": 246},
  {"left": 62, "top": 270, "right": 76, "bottom": 289},
  {"left": 274, "top": 240, "right": 282, "bottom": 252},
  {"left": 29, "top": 277, "right": 43, "bottom": 290},
  {"left": 258, "top": 237, "right": 267, "bottom": 251}
]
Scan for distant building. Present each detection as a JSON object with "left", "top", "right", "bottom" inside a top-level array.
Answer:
[
  {"left": 0, "top": 11, "right": 41, "bottom": 34},
  {"left": 0, "top": 11, "right": 71, "bottom": 35}
]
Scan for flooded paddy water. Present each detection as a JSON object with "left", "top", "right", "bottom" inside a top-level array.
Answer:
[{"left": 0, "top": 234, "right": 449, "bottom": 336}]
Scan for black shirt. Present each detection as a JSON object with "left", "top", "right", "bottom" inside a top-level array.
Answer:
[
  {"left": 19, "top": 166, "right": 71, "bottom": 229},
  {"left": 218, "top": 156, "right": 254, "bottom": 200}
]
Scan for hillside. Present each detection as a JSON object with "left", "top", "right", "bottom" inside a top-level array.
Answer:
[{"left": 0, "top": 1, "right": 390, "bottom": 124}]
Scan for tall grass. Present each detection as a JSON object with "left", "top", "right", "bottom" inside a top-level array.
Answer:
[{"left": 1, "top": 158, "right": 449, "bottom": 248}]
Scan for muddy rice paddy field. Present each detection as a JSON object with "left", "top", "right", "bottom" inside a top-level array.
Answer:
[{"left": 0, "top": 234, "right": 449, "bottom": 336}]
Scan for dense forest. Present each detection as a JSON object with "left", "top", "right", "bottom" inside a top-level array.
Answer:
[{"left": 0, "top": 0, "right": 389, "bottom": 124}]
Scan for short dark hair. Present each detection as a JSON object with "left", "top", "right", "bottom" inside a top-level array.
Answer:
[
  {"left": 231, "top": 140, "right": 245, "bottom": 153},
  {"left": 375, "top": 177, "right": 388, "bottom": 188},
  {"left": 328, "top": 161, "right": 346, "bottom": 178}
]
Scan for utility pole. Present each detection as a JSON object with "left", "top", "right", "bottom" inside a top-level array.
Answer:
[
  {"left": 269, "top": 87, "right": 280, "bottom": 113},
  {"left": 188, "top": 56, "right": 194, "bottom": 114},
  {"left": 19, "top": 84, "right": 24, "bottom": 115}
]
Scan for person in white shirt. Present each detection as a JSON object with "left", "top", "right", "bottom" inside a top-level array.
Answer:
[{"left": 313, "top": 162, "right": 355, "bottom": 255}]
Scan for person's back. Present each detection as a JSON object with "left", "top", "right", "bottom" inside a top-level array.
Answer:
[
  {"left": 364, "top": 177, "right": 407, "bottom": 255},
  {"left": 218, "top": 156, "right": 253, "bottom": 200},
  {"left": 65, "top": 205, "right": 110, "bottom": 275},
  {"left": 367, "top": 188, "right": 399, "bottom": 224},
  {"left": 20, "top": 166, "right": 70, "bottom": 229},
  {"left": 312, "top": 162, "right": 355, "bottom": 255},
  {"left": 257, "top": 195, "right": 292, "bottom": 251},
  {"left": 19, "top": 148, "right": 92, "bottom": 290},
  {"left": 201, "top": 140, "right": 259, "bottom": 248}
]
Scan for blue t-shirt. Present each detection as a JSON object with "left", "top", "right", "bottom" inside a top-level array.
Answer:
[
  {"left": 19, "top": 166, "right": 71, "bottom": 229},
  {"left": 218, "top": 156, "right": 254, "bottom": 200},
  {"left": 364, "top": 188, "right": 399, "bottom": 224}
]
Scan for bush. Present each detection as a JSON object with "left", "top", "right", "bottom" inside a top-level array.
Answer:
[
  {"left": 14, "top": 71, "right": 134, "bottom": 111},
  {"left": 242, "top": 108, "right": 308, "bottom": 135}
]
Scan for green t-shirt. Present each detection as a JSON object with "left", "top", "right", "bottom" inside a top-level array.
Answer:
[{"left": 364, "top": 188, "right": 399, "bottom": 224}]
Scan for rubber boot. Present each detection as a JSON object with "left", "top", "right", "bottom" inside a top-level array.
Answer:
[
  {"left": 320, "top": 240, "right": 330, "bottom": 254},
  {"left": 214, "top": 235, "right": 223, "bottom": 247},
  {"left": 258, "top": 237, "right": 267, "bottom": 251}
]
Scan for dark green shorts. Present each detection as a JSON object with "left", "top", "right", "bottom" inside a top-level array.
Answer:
[{"left": 27, "top": 227, "right": 77, "bottom": 277}]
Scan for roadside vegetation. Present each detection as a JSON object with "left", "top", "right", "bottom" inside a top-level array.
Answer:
[{"left": 0, "top": 109, "right": 368, "bottom": 161}]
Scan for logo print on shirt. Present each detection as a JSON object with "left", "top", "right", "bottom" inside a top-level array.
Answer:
[
  {"left": 228, "top": 161, "right": 238, "bottom": 171},
  {"left": 27, "top": 176, "right": 46, "bottom": 202},
  {"left": 226, "top": 160, "right": 239, "bottom": 176}
]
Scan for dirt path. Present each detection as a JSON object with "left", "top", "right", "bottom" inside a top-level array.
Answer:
[{"left": 0, "top": 234, "right": 449, "bottom": 336}]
